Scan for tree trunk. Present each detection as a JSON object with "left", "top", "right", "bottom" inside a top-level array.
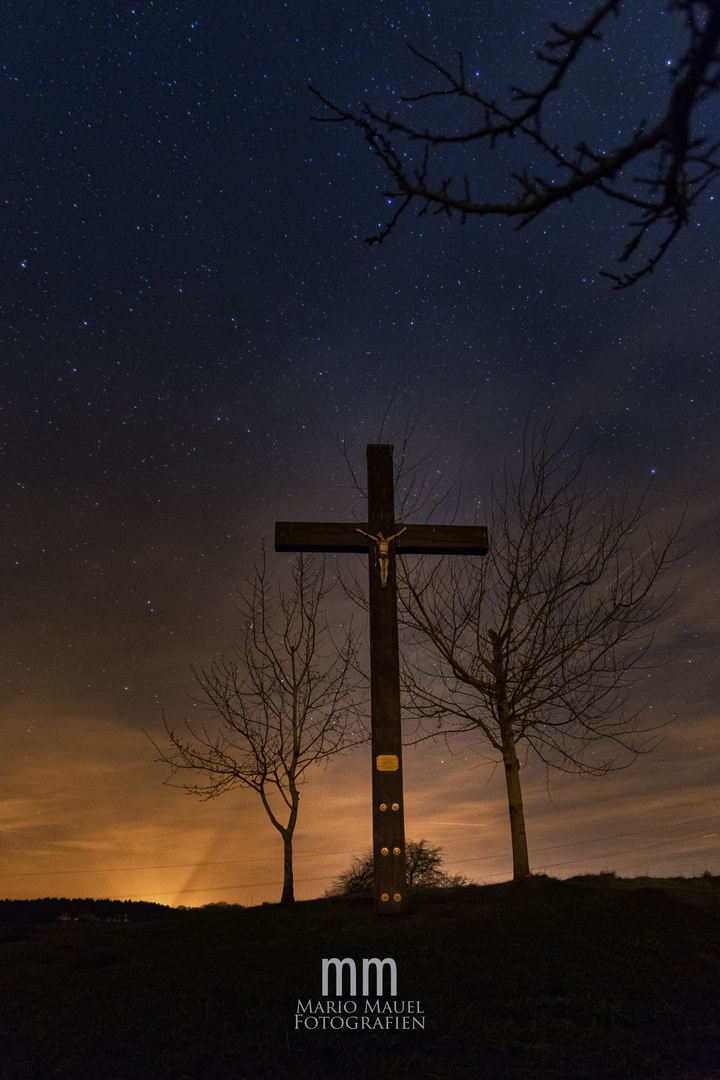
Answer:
[
  {"left": 500, "top": 718, "right": 530, "bottom": 880},
  {"left": 280, "top": 830, "right": 295, "bottom": 903},
  {"left": 279, "top": 786, "right": 300, "bottom": 904},
  {"left": 490, "top": 630, "right": 531, "bottom": 882},
  {"left": 259, "top": 782, "right": 298, "bottom": 904}
]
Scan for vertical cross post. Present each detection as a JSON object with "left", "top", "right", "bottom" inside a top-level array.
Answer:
[{"left": 366, "top": 445, "right": 407, "bottom": 913}]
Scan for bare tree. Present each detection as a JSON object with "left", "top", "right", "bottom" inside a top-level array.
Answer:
[
  {"left": 150, "top": 552, "right": 366, "bottom": 904},
  {"left": 311, "top": 0, "right": 720, "bottom": 286},
  {"left": 397, "top": 420, "right": 683, "bottom": 880}
]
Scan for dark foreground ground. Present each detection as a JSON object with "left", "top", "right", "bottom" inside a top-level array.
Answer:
[{"left": 1, "top": 874, "right": 719, "bottom": 1080}]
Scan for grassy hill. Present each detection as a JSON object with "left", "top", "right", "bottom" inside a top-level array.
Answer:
[{"left": 1, "top": 874, "right": 719, "bottom": 1079}]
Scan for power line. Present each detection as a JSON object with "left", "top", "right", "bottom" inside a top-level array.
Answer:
[
  {"left": 109, "top": 873, "right": 335, "bottom": 900},
  {"left": 442, "top": 819, "right": 720, "bottom": 864},
  {"left": 2, "top": 812, "right": 716, "bottom": 889},
  {"left": 0, "top": 846, "right": 367, "bottom": 878}
]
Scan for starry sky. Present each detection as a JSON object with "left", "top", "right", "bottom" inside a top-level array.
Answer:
[{"left": 2, "top": 0, "right": 718, "bottom": 907}]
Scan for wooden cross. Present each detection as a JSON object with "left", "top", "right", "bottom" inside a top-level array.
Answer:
[{"left": 275, "top": 444, "right": 488, "bottom": 914}]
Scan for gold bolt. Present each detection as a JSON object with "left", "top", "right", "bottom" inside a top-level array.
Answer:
[
  {"left": 381, "top": 847, "right": 389, "bottom": 856},
  {"left": 379, "top": 803, "right": 387, "bottom": 811},
  {"left": 391, "top": 802, "right": 400, "bottom": 811},
  {"left": 393, "top": 893, "right": 402, "bottom": 902},
  {"left": 393, "top": 847, "right": 401, "bottom": 855},
  {"left": 381, "top": 893, "right": 389, "bottom": 902}
]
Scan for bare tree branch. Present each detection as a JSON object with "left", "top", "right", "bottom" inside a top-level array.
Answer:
[{"left": 311, "top": 0, "right": 720, "bottom": 287}]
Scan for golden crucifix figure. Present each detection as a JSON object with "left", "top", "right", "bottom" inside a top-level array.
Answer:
[{"left": 355, "top": 526, "right": 407, "bottom": 587}]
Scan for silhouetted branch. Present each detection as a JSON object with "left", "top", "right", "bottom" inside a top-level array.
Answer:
[{"left": 311, "top": 0, "right": 720, "bottom": 286}]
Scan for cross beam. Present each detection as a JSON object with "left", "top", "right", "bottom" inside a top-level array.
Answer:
[{"left": 276, "top": 444, "right": 488, "bottom": 914}]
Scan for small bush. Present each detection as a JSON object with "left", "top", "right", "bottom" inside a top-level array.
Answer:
[{"left": 325, "top": 839, "right": 469, "bottom": 896}]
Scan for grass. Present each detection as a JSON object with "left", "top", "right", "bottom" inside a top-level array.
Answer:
[{"left": 1, "top": 874, "right": 719, "bottom": 1079}]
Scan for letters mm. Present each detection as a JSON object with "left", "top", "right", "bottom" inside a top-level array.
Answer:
[{"left": 322, "top": 958, "right": 397, "bottom": 997}]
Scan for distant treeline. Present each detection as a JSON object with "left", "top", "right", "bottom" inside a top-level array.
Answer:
[{"left": 0, "top": 897, "right": 175, "bottom": 926}]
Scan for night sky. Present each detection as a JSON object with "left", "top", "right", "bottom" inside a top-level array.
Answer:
[{"left": 2, "top": 1, "right": 718, "bottom": 908}]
